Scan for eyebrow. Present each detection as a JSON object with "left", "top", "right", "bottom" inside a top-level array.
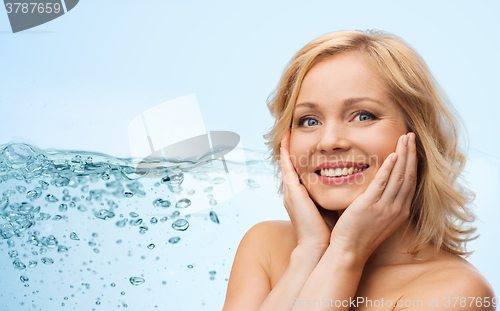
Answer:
[{"left": 294, "top": 97, "right": 385, "bottom": 110}]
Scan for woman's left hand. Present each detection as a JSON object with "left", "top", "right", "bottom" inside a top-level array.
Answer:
[{"left": 329, "top": 132, "right": 418, "bottom": 264}]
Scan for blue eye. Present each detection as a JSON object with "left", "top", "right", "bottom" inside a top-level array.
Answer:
[
  {"left": 296, "top": 111, "right": 377, "bottom": 127},
  {"left": 354, "top": 111, "right": 377, "bottom": 122},
  {"left": 298, "top": 117, "right": 318, "bottom": 127}
]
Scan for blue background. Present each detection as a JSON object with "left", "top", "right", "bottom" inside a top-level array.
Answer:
[{"left": 0, "top": 0, "right": 498, "bottom": 309}]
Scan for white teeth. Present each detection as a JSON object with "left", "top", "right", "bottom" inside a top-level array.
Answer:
[{"left": 320, "top": 166, "right": 366, "bottom": 177}]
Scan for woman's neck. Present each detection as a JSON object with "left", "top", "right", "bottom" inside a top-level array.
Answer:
[{"left": 363, "top": 219, "right": 439, "bottom": 270}]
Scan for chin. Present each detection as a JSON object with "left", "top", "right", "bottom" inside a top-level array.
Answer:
[
  {"left": 308, "top": 186, "right": 364, "bottom": 211},
  {"left": 310, "top": 194, "right": 351, "bottom": 211},
  {"left": 301, "top": 172, "right": 370, "bottom": 210}
]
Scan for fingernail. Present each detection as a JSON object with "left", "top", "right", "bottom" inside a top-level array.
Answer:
[
  {"left": 391, "top": 153, "right": 398, "bottom": 163},
  {"left": 403, "top": 135, "right": 408, "bottom": 147},
  {"left": 410, "top": 133, "right": 415, "bottom": 143}
]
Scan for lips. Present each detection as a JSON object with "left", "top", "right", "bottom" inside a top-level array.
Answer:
[
  {"left": 315, "top": 161, "right": 369, "bottom": 172},
  {"left": 313, "top": 161, "right": 370, "bottom": 185}
]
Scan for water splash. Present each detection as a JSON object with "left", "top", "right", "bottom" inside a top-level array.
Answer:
[{"left": 0, "top": 142, "right": 273, "bottom": 309}]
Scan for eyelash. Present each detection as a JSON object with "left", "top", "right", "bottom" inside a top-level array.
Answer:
[{"left": 297, "top": 110, "right": 378, "bottom": 127}]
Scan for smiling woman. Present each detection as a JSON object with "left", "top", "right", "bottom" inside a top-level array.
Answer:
[{"left": 222, "top": 30, "right": 495, "bottom": 311}]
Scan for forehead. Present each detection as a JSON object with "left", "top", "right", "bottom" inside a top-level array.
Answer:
[{"left": 295, "top": 52, "right": 394, "bottom": 110}]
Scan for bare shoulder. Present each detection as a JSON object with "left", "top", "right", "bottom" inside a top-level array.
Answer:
[
  {"left": 424, "top": 251, "right": 493, "bottom": 292},
  {"left": 255, "top": 220, "right": 297, "bottom": 249},
  {"left": 243, "top": 220, "right": 297, "bottom": 268},
  {"left": 404, "top": 251, "right": 496, "bottom": 310},
  {"left": 221, "top": 220, "right": 297, "bottom": 311}
]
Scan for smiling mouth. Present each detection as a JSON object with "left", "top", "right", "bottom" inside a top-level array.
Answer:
[{"left": 315, "top": 165, "right": 369, "bottom": 177}]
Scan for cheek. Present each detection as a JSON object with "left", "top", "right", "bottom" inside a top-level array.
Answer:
[
  {"left": 366, "top": 137, "right": 399, "bottom": 167},
  {"left": 289, "top": 136, "right": 310, "bottom": 169}
]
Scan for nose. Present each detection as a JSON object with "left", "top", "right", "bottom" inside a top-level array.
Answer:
[{"left": 315, "top": 123, "right": 351, "bottom": 153}]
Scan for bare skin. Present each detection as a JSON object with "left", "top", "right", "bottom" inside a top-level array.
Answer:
[{"left": 222, "top": 53, "right": 494, "bottom": 311}]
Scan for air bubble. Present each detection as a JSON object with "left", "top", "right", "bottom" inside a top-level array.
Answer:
[
  {"left": 130, "top": 218, "right": 143, "bottom": 226},
  {"left": 52, "top": 177, "right": 70, "bottom": 187},
  {"left": 209, "top": 211, "right": 220, "bottom": 224},
  {"left": 37, "top": 213, "right": 51, "bottom": 221},
  {"left": 171, "top": 219, "right": 189, "bottom": 231},
  {"left": 94, "top": 209, "right": 115, "bottom": 220},
  {"left": 26, "top": 189, "right": 41, "bottom": 200},
  {"left": 41, "top": 257, "right": 54, "bottom": 265},
  {"left": 175, "top": 198, "right": 191, "bottom": 209},
  {"left": 57, "top": 245, "right": 68, "bottom": 253},
  {"left": 16, "top": 186, "right": 27, "bottom": 193},
  {"left": 124, "top": 192, "right": 134, "bottom": 198},
  {"left": 12, "top": 258, "right": 26, "bottom": 270},
  {"left": 168, "top": 237, "right": 180, "bottom": 244},
  {"left": 0, "top": 197, "right": 8, "bottom": 211},
  {"left": 116, "top": 218, "right": 128, "bottom": 227},
  {"left": 129, "top": 277, "right": 145, "bottom": 286},
  {"left": 153, "top": 198, "right": 171, "bottom": 208},
  {"left": 45, "top": 194, "right": 58, "bottom": 202},
  {"left": 38, "top": 180, "right": 49, "bottom": 190}
]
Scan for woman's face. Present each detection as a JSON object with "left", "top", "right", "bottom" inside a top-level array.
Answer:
[{"left": 289, "top": 52, "right": 409, "bottom": 210}]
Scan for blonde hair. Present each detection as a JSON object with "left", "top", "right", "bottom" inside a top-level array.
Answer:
[{"left": 263, "top": 29, "right": 476, "bottom": 256}]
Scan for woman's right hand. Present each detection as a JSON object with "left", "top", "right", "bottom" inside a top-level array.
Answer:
[{"left": 280, "top": 130, "right": 334, "bottom": 252}]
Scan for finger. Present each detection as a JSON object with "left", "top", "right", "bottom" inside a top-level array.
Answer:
[
  {"left": 363, "top": 151, "right": 398, "bottom": 203},
  {"left": 378, "top": 134, "right": 408, "bottom": 205},
  {"left": 280, "top": 131, "right": 300, "bottom": 187},
  {"left": 280, "top": 131, "right": 324, "bottom": 230},
  {"left": 396, "top": 132, "right": 418, "bottom": 209}
]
